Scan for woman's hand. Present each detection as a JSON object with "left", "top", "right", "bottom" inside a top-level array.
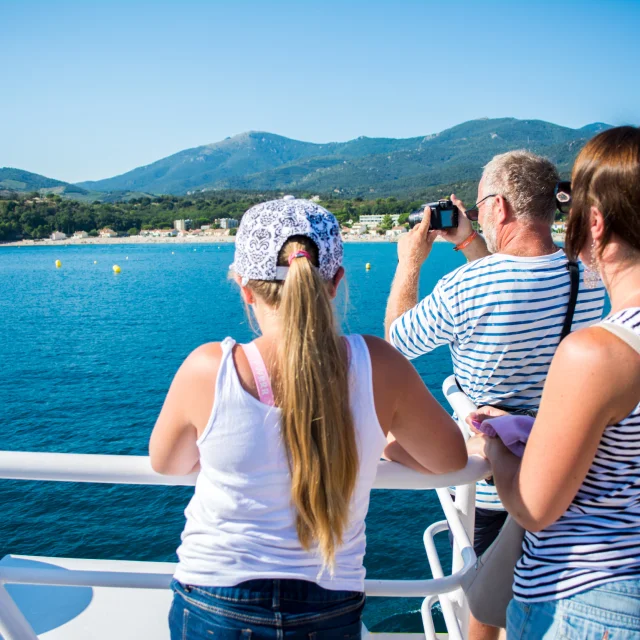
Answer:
[
  {"left": 466, "top": 406, "right": 509, "bottom": 433},
  {"left": 466, "top": 434, "right": 494, "bottom": 459}
]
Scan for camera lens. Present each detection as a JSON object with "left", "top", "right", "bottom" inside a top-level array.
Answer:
[{"left": 407, "top": 212, "right": 423, "bottom": 229}]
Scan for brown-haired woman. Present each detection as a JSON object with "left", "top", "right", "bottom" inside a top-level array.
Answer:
[
  {"left": 149, "top": 197, "right": 467, "bottom": 639},
  {"left": 468, "top": 126, "right": 640, "bottom": 639}
]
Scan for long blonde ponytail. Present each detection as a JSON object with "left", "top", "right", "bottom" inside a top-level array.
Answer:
[{"left": 248, "top": 236, "right": 357, "bottom": 573}]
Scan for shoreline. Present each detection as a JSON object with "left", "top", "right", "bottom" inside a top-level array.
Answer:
[{"left": 0, "top": 233, "right": 567, "bottom": 248}]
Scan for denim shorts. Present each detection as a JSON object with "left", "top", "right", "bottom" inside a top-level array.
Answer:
[
  {"left": 169, "top": 578, "right": 365, "bottom": 639},
  {"left": 507, "top": 577, "right": 640, "bottom": 639}
]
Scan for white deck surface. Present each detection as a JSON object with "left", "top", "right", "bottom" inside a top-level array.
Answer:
[
  {"left": 1, "top": 555, "right": 174, "bottom": 639},
  {"left": 0, "top": 555, "right": 442, "bottom": 639}
]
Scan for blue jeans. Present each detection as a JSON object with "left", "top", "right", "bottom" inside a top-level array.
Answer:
[
  {"left": 169, "top": 578, "right": 365, "bottom": 639},
  {"left": 507, "top": 578, "right": 640, "bottom": 639}
]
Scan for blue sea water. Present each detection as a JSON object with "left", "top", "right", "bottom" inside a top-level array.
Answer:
[{"left": 0, "top": 242, "right": 468, "bottom": 633}]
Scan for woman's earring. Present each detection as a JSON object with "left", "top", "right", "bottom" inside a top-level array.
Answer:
[{"left": 584, "top": 240, "right": 601, "bottom": 289}]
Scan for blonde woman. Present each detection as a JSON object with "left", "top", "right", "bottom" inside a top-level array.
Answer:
[{"left": 149, "top": 197, "right": 467, "bottom": 640}]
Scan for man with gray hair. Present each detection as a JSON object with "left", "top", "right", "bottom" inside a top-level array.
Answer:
[{"left": 384, "top": 150, "right": 605, "bottom": 640}]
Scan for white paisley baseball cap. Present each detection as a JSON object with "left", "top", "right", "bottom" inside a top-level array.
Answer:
[{"left": 230, "top": 196, "right": 343, "bottom": 286}]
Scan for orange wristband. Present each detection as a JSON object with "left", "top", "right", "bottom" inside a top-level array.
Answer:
[{"left": 454, "top": 231, "right": 478, "bottom": 252}]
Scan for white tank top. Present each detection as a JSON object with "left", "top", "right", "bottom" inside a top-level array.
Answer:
[{"left": 173, "top": 334, "right": 388, "bottom": 592}]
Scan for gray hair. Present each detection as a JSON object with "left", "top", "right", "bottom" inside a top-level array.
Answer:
[{"left": 482, "top": 150, "right": 559, "bottom": 224}]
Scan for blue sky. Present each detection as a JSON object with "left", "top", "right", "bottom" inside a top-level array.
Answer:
[{"left": 2, "top": 0, "right": 639, "bottom": 183}]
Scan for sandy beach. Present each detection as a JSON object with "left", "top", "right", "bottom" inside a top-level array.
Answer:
[
  {"left": 0, "top": 233, "right": 566, "bottom": 248},
  {"left": 0, "top": 235, "right": 238, "bottom": 248},
  {"left": 1, "top": 235, "right": 396, "bottom": 248}
]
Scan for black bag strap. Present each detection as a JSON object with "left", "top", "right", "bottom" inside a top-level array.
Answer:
[{"left": 560, "top": 260, "right": 580, "bottom": 342}]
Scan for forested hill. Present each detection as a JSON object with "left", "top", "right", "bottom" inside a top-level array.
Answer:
[
  {"left": 0, "top": 167, "right": 147, "bottom": 203},
  {"left": 76, "top": 118, "right": 611, "bottom": 197},
  {"left": 0, "top": 168, "right": 79, "bottom": 193}
]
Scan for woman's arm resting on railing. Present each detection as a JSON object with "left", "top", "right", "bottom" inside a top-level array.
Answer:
[
  {"left": 149, "top": 343, "right": 222, "bottom": 475},
  {"left": 475, "top": 328, "right": 640, "bottom": 532},
  {"left": 383, "top": 439, "right": 433, "bottom": 474},
  {"left": 365, "top": 336, "right": 468, "bottom": 475}
]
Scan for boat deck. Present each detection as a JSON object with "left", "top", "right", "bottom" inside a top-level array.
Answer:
[
  {"left": 0, "top": 555, "right": 445, "bottom": 639},
  {"left": 1, "top": 556, "right": 173, "bottom": 640},
  {"left": 0, "top": 376, "right": 481, "bottom": 639}
]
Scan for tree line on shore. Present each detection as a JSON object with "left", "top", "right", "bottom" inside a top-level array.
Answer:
[{"left": 0, "top": 190, "right": 455, "bottom": 242}]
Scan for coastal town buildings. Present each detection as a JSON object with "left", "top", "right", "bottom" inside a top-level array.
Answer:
[
  {"left": 50, "top": 231, "right": 67, "bottom": 241},
  {"left": 349, "top": 223, "right": 369, "bottom": 235},
  {"left": 73, "top": 231, "right": 89, "bottom": 239},
  {"left": 219, "top": 218, "right": 239, "bottom": 229},
  {"left": 386, "top": 225, "right": 408, "bottom": 238},
  {"left": 99, "top": 228, "right": 118, "bottom": 238},
  {"left": 174, "top": 219, "right": 192, "bottom": 231},
  {"left": 359, "top": 214, "right": 401, "bottom": 227}
]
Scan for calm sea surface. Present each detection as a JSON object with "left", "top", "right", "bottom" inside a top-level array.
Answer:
[{"left": 0, "top": 242, "right": 469, "bottom": 633}]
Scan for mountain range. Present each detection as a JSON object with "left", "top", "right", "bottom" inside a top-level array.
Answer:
[{"left": 2, "top": 118, "right": 611, "bottom": 200}]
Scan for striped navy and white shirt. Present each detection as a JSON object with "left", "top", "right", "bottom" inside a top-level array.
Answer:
[
  {"left": 389, "top": 249, "right": 605, "bottom": 509},
  {"left": 514, "top": 308, "right": 640, "bottom": 602}
]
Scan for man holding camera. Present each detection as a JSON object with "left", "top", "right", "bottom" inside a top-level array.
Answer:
[{"left": 385, "top": 150, "right": 605, "bottom": 640}]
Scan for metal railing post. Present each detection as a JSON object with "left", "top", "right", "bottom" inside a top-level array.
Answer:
[
  {"left": 0, "top": 581, "right": 38, "bottom": 640},
  {"left": 420, "top": 595, "right": 439, "bottom": 640},
  {"left": 450, "top": 482, "right": 476, "bottom": 639}
]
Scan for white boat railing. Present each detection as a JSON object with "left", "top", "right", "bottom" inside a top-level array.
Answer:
[
  {"left": 0, "top": 450, "right": 489, "bottom": 490},
  {"left": 0, "top": 374, "right": 486, "bottom": 640}
]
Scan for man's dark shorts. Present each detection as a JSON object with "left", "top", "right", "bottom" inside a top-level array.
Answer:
[{"left": 448, "top": 507, "right": 508, "bottom": 556}]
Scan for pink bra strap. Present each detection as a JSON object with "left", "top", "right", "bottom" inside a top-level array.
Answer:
[{"left": 242, "top": 342, "right": 275, "bottom": 406}]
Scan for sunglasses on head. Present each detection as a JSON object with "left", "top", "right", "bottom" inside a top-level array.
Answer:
[{"left": 555, "top": 181, "right": 572, "bottom": 215}]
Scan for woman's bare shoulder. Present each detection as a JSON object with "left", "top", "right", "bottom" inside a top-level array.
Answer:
[
  {"left": 361, "top": 335, "right": 410, "bottom": 368},
  {"left": 559, "top": 324, "right": 638, "bottom": 367},
  {"left": 179, "top": 342, "right": 225, "bottom": 379},
  {"left": 551, "top": 325, "right": 640, "bottom": 420}
]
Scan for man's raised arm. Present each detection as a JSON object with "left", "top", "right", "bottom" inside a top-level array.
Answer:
[
  {"left": 386, "top": 194, "right": 490, "bottom": 343},
  {"left": 384, "top": 208, "right": 435, "bottom": 341}
]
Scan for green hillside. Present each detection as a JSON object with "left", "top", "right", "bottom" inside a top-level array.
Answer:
[
  {"left": 75, "top": 119, "right": 611, "bottom": 197},
  {"left": 0, "top": 190, "right": 464, "bottom": 242},
  {"left": 0, "top": 167, "right": 152, "bottom": 203},
  {"left": 0, "top": 168, "right": 74, "bottom": 192},
  {"left": 76, "top": 132, "right": 423, "bottom": 195}
]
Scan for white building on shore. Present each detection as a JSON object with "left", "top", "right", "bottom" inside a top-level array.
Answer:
[
  {"left": 73, "top": 231, "right": 89, "bottom": 239},
  {"left": 99, "top": 228, "right": 118, "bottom": 238},
  {"left": 50, "top": 231, "right": 67, "bottom": 241},
  {"left": 140, "top": 229, "right": 178, "bottom": 237},
  {"left": 359, "top": 214, "right": 401, "bottom": 228},
  {"left": 386, "top": 225, "right": 408, "bottom": 238}
]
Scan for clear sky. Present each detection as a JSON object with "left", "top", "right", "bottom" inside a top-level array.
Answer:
[{"left": 2, "top": 0, "right": 639, "bottom": 183}]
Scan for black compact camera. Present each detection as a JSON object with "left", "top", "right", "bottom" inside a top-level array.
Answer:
[{"left": 408, "top": 200, "right": 459, "bottom": 230}]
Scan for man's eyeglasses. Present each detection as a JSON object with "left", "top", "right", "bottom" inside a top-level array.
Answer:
[
  {"left": 555, "top": 181, "right": 571, "bottom": 215},
  {"left": 465, "top": 194, "right": 498, "bottom": 221}
]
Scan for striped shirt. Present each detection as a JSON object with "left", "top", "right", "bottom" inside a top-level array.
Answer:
[
  {"left": 514, "top": 308, "right": 640, "bottom": 602},
  {"left": 389, "top": 250, "right": 605, "bottom": 509}
]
